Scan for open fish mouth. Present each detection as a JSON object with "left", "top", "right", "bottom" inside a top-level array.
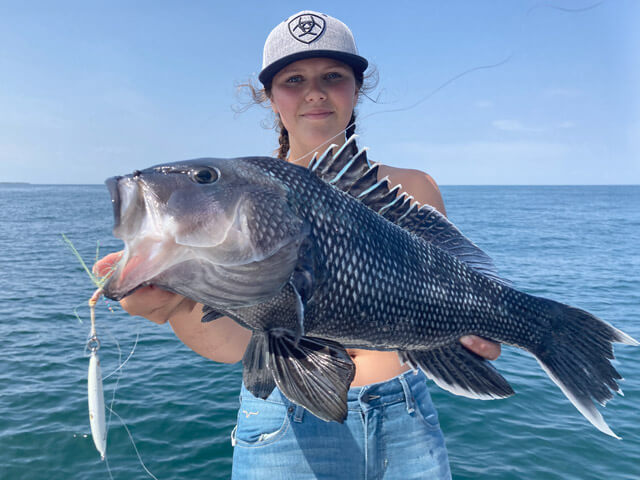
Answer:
[
  {"left": 101, "top": 174, "right": 186, "bottom": 300},
  {"left": 102, "top": 243, "right": 178, "bottom": 301}
]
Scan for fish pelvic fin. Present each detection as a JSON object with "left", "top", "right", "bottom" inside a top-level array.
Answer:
[
  {"left": 201, "top": 305, "right": 224, "bottom": 323},
  {"left": 242, "top": 331, "right": 277, "bottom": 399},
  {"left": 531, "top": 299, "right": 638, "bottom": 438},
  {"left": 244, "top": 330, "right": 355, "bottom": 422},
  {"left": 398, "top": 343, "right": 514, "bottom": 400}
]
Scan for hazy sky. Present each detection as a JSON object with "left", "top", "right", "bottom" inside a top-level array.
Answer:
[{"left": 1, "top": 1, "right": 638, "bottom": 184}]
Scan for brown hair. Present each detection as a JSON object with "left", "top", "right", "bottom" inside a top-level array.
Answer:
[{"left": 236, "top": 67, "right": 376, "bottom": 160}]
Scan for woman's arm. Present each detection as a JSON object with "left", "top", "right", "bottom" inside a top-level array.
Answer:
[
  {"left": 378, "top": 165, "right": 502, "bottom": 361},
  {"left": 94, "top": 252, "right": 251, "bottom": 363}
]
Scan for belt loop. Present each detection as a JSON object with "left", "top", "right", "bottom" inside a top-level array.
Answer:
[
  {"left": 398, "top": 373, "right": 415, "bottom": 415},
  {"left": 294, "top": 404, "right": 305, "bottom": 423}
]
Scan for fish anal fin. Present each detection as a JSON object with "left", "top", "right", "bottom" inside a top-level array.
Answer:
[
  {"left": 399, "top": 342, "right": 514, "bottom": 400},
  {"left": 269, "top": 334, "right": 355, "bottom": 422}
]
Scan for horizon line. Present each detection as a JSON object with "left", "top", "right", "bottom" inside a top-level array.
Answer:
[{"left": 3, "top": 182, "right": 639, "bottom": 188}]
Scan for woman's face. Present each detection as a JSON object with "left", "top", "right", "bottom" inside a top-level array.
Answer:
[{"left": 269, "top": 57, "right": 359, "bottom": 157}]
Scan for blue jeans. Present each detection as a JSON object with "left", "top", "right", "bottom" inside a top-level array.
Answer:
[{"left": 231, "top": 370, "right": 451, "bottom": 479}]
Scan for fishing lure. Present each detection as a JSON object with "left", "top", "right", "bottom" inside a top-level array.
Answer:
[
  {"left": 63, "top": 236, "right": 158, "bottom": 478},
  {"left": 62, "top": 235, "right": 111, "bottom": 460},
  {"left": 88, "top": 288, "right": 107, "bottom": 460}
]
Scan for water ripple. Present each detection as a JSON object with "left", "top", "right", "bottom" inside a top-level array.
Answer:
[{"left": 1, "top": 185, "right": 638, "bottom": 479}]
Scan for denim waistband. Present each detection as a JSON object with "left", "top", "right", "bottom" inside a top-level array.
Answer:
[{"left": 240, "top": 369, "right": 428, "bottom": 414}]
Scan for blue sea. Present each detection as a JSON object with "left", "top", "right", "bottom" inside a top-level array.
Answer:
[{"left": 0, "top": 184, "right": 638, "bottom": 480}]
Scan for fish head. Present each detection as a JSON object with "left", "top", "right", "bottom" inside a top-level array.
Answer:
[{"left": 102, "top": 157, "right": 309, "bottom": 307}]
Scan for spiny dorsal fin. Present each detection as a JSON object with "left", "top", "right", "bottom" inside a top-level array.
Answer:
[
  {"left": 380, "top": 193, "right": 414, "bottom": 222},
  {"left": 308, "top": 136, "right": 507, "bottom": 284},
  {"left": 343, "top": 163, "right": 379, "bottom": 197},
  {"left": 310, "top": 135, "right": 358, "bottom": 177},
  {"left": 309, "top": 144, "right": 335, "bottom": 173}
]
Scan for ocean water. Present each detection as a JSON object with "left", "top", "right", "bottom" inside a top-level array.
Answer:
[{"left": 0, "top": 184, "right": 638, "bottom": 480}]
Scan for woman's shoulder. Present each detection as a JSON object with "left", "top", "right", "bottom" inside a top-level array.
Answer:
[{"left": 376, "top": 164, "right": 446, "bottom": 215}]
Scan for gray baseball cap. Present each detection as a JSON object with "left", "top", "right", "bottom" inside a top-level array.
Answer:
[{"left": 259, "top": 11, "right": 368, "bottom": 87}]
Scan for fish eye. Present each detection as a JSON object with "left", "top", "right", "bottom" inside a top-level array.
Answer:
[{"left": 189, "top": 167, "right": 219, "bottom": 184}]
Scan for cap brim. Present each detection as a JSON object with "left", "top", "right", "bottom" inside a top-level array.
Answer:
[{"left": 259, "top": 50, "right": 368, "bottom": 86}]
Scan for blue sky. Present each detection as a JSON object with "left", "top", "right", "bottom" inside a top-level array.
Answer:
[{"left": 1, "top": 1, "right": 637, "bottom": 184}]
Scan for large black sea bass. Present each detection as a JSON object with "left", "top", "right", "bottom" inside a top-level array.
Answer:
[{"left": 103, "top": 137, "right": 637, "bottom": 437}]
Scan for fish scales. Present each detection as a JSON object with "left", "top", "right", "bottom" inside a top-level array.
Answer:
[
  {"left": 103, "top": 139, "right": 637, "bottom": 436},
  {"left": 251, "top": 156, "right": 540, "bottom": 351}
]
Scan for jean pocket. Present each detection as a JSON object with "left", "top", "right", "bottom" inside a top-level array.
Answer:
[
  {"left": 414, "top": 389, "right": 442, "bottom": 431},
  {"left": 233, "top": 397, "right": 291, "bottom": 448}
]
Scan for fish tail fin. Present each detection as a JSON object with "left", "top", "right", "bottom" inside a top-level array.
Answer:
[
  {"left": 531, "top": 299, "right": 638, "bottom": 438},
  {"left": 399, "top": 342, "right": 514, "bottom": 400},
  {"left": 242, "top": 330, "right": 355, "bottom": 422}
]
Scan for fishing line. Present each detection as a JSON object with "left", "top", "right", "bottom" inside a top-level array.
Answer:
[
  {"left": 292, "top": 55, "right": 514, "bottom": 164},
  {"left": 526, "top": 1, "right": 604, "bottom": 15},
  {"left": 103, "top": 330, "right": 139, "bottom": 381},
  {"left": 102, "top": 319, "right": 121, "bottom": 480},
  {"left": 81, "top": 300, "right": 159, "bottom": 479},
  {"left": 292, "top": 0, "right": 607, "bottom": 165},
  {"left": 105, "top": 405, "right": 160, "bottom": 480},
  {"left": 103, "top": 326, "right": 158, "bottom": 480},
  {"left": 63, "top": 235, "right": 160, "bottom": 479}
]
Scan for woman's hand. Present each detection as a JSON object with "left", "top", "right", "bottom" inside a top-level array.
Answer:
[
  {"left": 93, "top": 251, "right": 196, "bottom": 324},
  {"left": 459, "top": 335, "right": 501, "bottom": 360}
]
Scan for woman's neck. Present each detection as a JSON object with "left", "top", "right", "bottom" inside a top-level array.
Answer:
[{"left": 287, "top": 134, "right": 347, "bottom": 168}]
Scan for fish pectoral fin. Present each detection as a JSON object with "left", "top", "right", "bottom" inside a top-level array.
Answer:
[
  {"left": 201, "top": 305, "right": 224, "bottom": 323},
  {"left": 242, "top": 331, "right": 276, "bottom": 399},
  {"left": 268, "top": 333, "right": 355, "bottom": 422},
  {"left": 398, "top": 343, "right": 514, "bottom": 400},
  {"left": 289, "top": 235, "right": 320, "bottom": 341}
]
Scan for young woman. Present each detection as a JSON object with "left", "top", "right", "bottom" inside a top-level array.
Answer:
[{"left": 96, "top": 11, "right": 500, "bottom": 479}]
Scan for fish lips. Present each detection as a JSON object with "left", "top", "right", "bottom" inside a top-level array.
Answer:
[
  {"left": 105, "top": 176, "right": 122, "bottom": 231},
  {"left": 102, "top": 275, "right": 147, "bottom": 301},
  {"left": 102, "top": 174, "right": 153, "bottom": 301},
  {"left": 101, "top": 246, "right": 167, "bottom": 301}
]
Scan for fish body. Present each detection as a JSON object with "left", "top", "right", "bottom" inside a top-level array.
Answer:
[{"left": 103, "top": 138, "right": 637, "bottom": 436}]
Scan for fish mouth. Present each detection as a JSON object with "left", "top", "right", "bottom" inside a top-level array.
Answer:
[
  {"left": 101, "top": 174, "right": 176, "bottom": 300},
  {"left": 102, "top": 236, "right": 186, "bottom": 301},
  {"left": 101, "top": 160, "right": 310, "bottom": 306},
  {"left": 101, "top": 250, "right": 146, "bottom": 300},
  {"left": 105, "top": 176, "right": 122, "bottom": 230}
]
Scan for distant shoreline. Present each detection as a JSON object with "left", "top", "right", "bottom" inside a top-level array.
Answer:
[{"left": 0, "top": 182, "right": 30, "bottom": 185}]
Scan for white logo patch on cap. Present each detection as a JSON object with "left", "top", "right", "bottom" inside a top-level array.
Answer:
[{"left": 288, "top": 13, "right": 326, "bottom": 44}]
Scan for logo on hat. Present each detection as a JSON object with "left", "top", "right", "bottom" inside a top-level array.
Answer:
[{"left": 288, "top": 13, "right": 326, "bottom": 44}]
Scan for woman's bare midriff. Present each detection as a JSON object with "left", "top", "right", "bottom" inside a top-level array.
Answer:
[{"left": 347, "top": 348, "right": 410, "bottom": 386}]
